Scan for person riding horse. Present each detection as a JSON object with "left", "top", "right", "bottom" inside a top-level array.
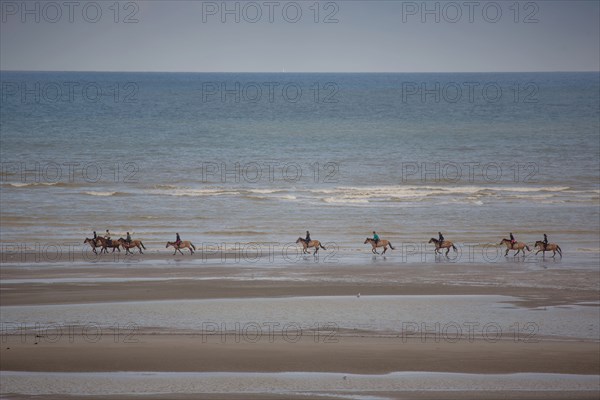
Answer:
[
  {"left": 438, "top": 232, "right": 444, "bottom": 244},
  {"left": 175, "top": 233, "right": 182, "bottom": 247},
  {"left": 104, "top": 229, "right": 112, "bottom": 246},
  {"left": 542, "top": 233, "right": 548, "bottom": 250},
  {"left": 303, "top": 231, "right": 311, "bottom": 245},
  {"left": 509, "top": 232, "right": 516, "bottom": 248},
  {"left": 126, "top": 232, "right": 132, "bottom": 244},
  {"left": 92, "top": 231, "right": 98, "bottom": 246},
  {"left": 372, "top": 231, "right": 379, "bottom": 245}
]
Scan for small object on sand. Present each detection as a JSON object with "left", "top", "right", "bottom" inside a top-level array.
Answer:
[
  {"left": 343, "top": 375, "right": 347, "bottom": 380},
  {"left": 357, "top": 293, "right": 360, "bottom": 298}
]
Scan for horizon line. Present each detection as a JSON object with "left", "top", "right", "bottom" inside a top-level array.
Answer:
[{"left": 1, "top": 69, "right": 599, "bottom": 74}]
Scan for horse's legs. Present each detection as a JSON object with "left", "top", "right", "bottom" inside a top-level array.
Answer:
[
  {"left": 445, "top": 247, "right": 450, "bottom": 256},
  {"left": 515, "top": 249, "right": 520, "bottom": 256},
  {"left": 382, "top": 246, "right": 387, "bottom": 254}
]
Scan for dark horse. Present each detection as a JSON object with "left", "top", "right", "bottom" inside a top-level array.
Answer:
[
  {"left": 428, "top": 238, "right": 457, "bottom": 256},
  {"left": 94, "top": 237, "right": 121, "bottom": 254},
  {"left": 364, "top": 238, "right": 394, "bottom": 254},
  {"left": 166, "top": 240, "right": 196, "bottom": 255},
  {"left": 534, "top": 241, "right": 562, "bottom": 258}
]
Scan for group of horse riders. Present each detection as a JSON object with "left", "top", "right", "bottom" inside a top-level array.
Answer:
[
  {"left": 91, "top": 230, "right": 132, "bottom": 247},
  {"left": 86, "top": 229, "right": 556, "bottom": 256}
]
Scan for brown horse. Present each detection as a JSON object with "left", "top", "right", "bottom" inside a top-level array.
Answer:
[
  {"left": 364, "top": 238, "right": 394, "bottom": 254},
  {"left": 296, "top": 237, "right": 327, "bottom": 255},
  {"left": 117, "top": 238, "right": 146, "bottom": 255},
  {"left": 166, "top": 240, "right": 195, "bottom": 255},
  {"left": 94, "top": 236, "right": 121, "bottom": 254},
  {"left": 534, "top": 241, "right": 562, "bottom": 258},
  {"left": 428, "top": 238, "right": 457, "bottom": 256},
  {"left": 499, "top": 238, "right": 531, "bottom": 256},
  {"left": 84, "top": 238, "right": 102, "bottom": 254}
]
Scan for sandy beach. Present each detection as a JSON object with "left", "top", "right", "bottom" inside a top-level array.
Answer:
[{"left": 1, "top": 255, "right": 598, "bottom": 399}]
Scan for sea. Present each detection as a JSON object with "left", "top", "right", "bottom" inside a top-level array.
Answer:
[{"left": 1, "top": 71, "right": 599, "bottom": 264}]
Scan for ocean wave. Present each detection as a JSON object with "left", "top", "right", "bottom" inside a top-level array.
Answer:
[
  {"left": 306, "top": 185, "right": 583, "bottom": 205},
  {"left": 97, "top": 184, "right": 597, "bottom": 205},
  {"left": 4, "top": 182, "right": 59, "bottom": 188},
  {"left": 84, "top": 191, "right": 120, "bottom": 197},
  {"left": 323, "top": 197, "right": 369, "bottom": 204}
]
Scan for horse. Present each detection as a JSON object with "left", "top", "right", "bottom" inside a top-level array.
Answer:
[
  {"left": 499, "top": 238, "right": 531, "bottom": 257},
  {"left": 94, "top": 236, "right": 121, "bottom": 254},
  {"left": 117, "top": 238, "right": 146, "bottom": 255},
  {"left": 534, "top": 241, "right": 562, "bottom": 258},
  {"left": 83, "top": 238, "right": 103, "bottom": 254},
  {"left": 166, "top": 240, "right": 195, "bottom": 255},
  {"left": 428, "top": 238, "right": 457, "bottom": 256},
  {"left": 364, "top": 238, "right": 394, "bottom": 254},
  {"left": 295, "top": 237, "right": 327, "bottom": 255}
]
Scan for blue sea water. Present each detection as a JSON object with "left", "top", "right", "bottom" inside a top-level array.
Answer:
[{"left": 1, "top": 71, "right": 598, "bottom": 261}]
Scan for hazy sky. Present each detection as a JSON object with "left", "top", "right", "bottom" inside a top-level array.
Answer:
[{"left": 1, "top": 0, "right": 599, "bottom": 72}]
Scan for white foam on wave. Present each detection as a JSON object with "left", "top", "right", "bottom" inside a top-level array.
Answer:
[
  {"left": 5, "top": 182, "right": 58, "bottom": 188},
  {"left": 84, "top": 191, "right": 117, "bottom": 197}
]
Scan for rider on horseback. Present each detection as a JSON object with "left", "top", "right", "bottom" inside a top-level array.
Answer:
[
  {"left": 175, "top": 233, "right": 182, "bottom": 247},
  {"left": 438, "top": 232, "right": 444, "bottom": 245},
  {"left": 542, "top": 233, "right": 548, "bottom": 250},
  {"left": 105, "top": 229, "right": 112, "bottom": 246},
  {"left": 304, "top": 231, "right": 311, "bottom": 245},
  {"left": 93, "top": 231, "right": 97, "bottom": 246},
  {"left": 373, "top": 231, "right": 379, "bottom": 245},
  {"left": 126, "top": 232, "right": 132, "bottom": 244},
  {"left": 509, "top": 232, "right": 516, "bottom": 249}
]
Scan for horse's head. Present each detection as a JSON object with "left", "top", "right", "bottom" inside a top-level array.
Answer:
[
  {"left": 296, "top": 238, "right": 302, "bottom": 244},
  {"left": 534, "top": 241, "right": 542, "bottom": 247},
  {"left": 428, "top": 238, "right": 436, "bottom": 244},
  {"left": 84, "top": 238, "right": 90, "bottom": 243},
  {"left": 500, "top": 238, "right": 508, "bottom": 245},
  {"left": 364, "top": 238, "right": 371, "bottom": 244},
  {"left": 166, "top": 242, "right": 171, "bottom": 248}
]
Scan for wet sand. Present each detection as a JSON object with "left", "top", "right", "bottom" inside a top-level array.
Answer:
[{"left": 1, "top": 257, "right": 599, "bottom": 399}]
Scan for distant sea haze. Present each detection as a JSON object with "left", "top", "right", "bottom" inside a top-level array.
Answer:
[{"left": 1, "top": 72, "right": 598, "bottom": 260}]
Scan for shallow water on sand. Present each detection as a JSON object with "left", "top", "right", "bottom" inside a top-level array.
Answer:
[
  {"left": 2, "top": 295, "right": 598, "bottom": 340},
  {"left": 1, "top": 371, "right": 599, "bottom": 397}
]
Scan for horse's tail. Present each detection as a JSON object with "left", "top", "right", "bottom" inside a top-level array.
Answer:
[
  {"left": 557, "top": 245, "right": 562, "bottom": 254},
  {"left": 320, "top": 243, "right": 326, "bottom": 250},
  {"left": 190, "top": 242, "right": 196, "bottom": 250},
  {"left": 388, "top": 242, "right": 395, "bottom": 250},
  {"left": 141, "top": 242, "right": 146, "bottom": 250}
]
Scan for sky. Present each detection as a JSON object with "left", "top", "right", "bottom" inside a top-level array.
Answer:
[{"left": 1, "top": 0, "right": 599, "bottom": 72}]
